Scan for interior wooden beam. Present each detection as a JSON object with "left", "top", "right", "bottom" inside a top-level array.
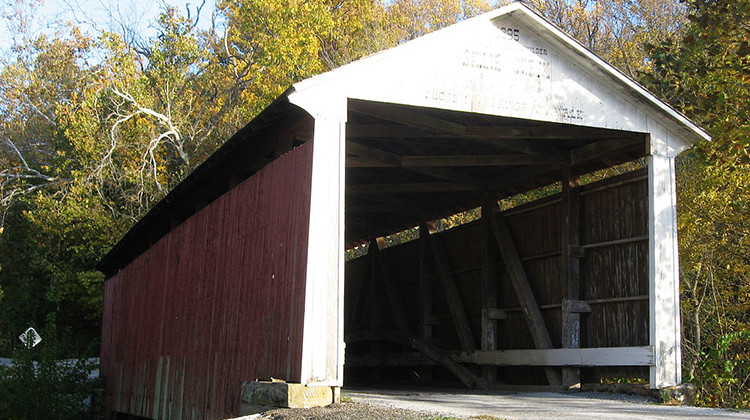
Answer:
[
  {"left": 346, "top": 157, "right": 392, "bottom": 168},
  {"left": 347, "top": 141, "right": 402, "bottom": 165},
  {"left": 346, "top": 346, "right": 654, "bottom": 368},
  {"left": 345, "top": 330, "right": 489, "bottom": 389},
  {"left": 348, "top": 100, "right": 632, "bottom": 141},
  {"left": 347, "top": 141, "right": 483, "bottom": 185},
  {"left": 372, "top": 243, "right": 410, "bottom": 333},
  {"left": 569, "top": 137, "right": 646, "bottom": 166},
  {"left": 485, "top": 165, "right": 561, "bottom": 192},
  {"left": 401, "top": 155, "right": 564, "bottom": 167},
  {"left": 348, "top": 123, "right": 625, "bottom": 141},
  {"left": 480, "top": 202, "right": 499, "bottom": 383},
  {"left": 274, "top": 114, "right": 314, "bottom": 156},
  {"left": 348, "top": 154, "right": 563, "bottom": 168},
  {"left": 368, "top": 247, "right": 387, "bottom": 380},
  {"left": 487, "top": 206, "right": 561, "bottom": 386},
  {"left": 346, "top": 203, "right": 411, "bottom": 214},
  {"left": 348, "top": 253, "right": 372, "bottom": 332},
  {"left": 347, "top": 124, "right": 438, "bottom": 138},
  {"left": 349, "top": 101, "right": 469, "bottom": 137},
  {"left": 347, "top": 216, "right": 378, "bottom": 234},
  {"left": 347, "top": 193, "right": 424, "bottom": 214},
  {"left": 561, "top": 166, "right": 583, "bottom": 388},
  {"left": 347, "top": 182, "right": 482, "bottom": 195},
  {"left": 465, "top": 125, "right": 630, "bottom": 140},
  {"left": 418, "top": 224, "right": 434, "bottom": 382},
  {"left": 348, "top": 103, "right": 566, "bottom": 157},
  {"left": 345, "top": 352, "right": 435, "bottom": 368},
  {"left": 465, "top": 346, "right": 654, "bottom": 367},
  {"left": 423, "top": 226, "right": 477, "bottom": 352},
  {"left": 483, "top": 308, "right": 507, "bottom": 320}
]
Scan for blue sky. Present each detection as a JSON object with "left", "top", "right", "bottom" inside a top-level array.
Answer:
[{"left": 0, "top": 0, "right": 217, "bottom": 57}]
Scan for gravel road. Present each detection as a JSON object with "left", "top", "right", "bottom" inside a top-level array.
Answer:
[
  {"left": 228, "top": 388, "right": 750, "bottom": 420},
  {"left": 346, "top": 388, "right": 750, "bottom": 420},
  {"left": 230, "top": 402, "right": 435, "bottom": 420}
]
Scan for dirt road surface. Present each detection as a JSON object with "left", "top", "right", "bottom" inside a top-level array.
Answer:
[{"left": 346, "top": 388, "right": 750, "bottom": 420}]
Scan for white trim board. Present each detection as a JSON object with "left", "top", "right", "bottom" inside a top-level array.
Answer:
[{"left": 462, "top": 346, "right": 654, "bottom": 367}]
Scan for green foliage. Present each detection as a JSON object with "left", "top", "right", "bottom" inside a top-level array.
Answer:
[
  {"left": 385, "top": 0, "right": 493, "bottom": 42},
  {"left": 526, "top": 0, "right": 687, "bottom": 77},
  {"left": 644, "top": 0, "right": 750, "bottom": 158},
  {"left": 0, "top": 313, "right": 100, "bottom": 419},
  {"left": 643, "top": 0, "right": 750, "bottom": 409},
  {"left": 688, "top": 331, "right": 750, "bottom": 407},
  {"left": 0, "top": 0, "right": 745, "bottom": 411}
]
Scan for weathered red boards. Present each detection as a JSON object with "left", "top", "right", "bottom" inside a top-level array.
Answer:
[{"left": 101, "top": 143, "right": 313, "bottom": 419}]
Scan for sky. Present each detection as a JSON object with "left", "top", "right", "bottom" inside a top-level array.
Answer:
[{"left": 0, "top": 0, "right": 218, "bottom": 57}]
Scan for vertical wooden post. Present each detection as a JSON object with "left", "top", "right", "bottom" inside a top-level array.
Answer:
[
  {"left": 297, "top": 114, "right": 346, "bottom": 387},
  {"left": 480, "top": 201, "right": 499, "bottom": 383},
  {"left": 488, "top": 206, "right": 561, "bottom": 386},
  {"left": 418, "top": 224, "right": 433, "bottom": 382},
  {"left": 369, "top": 243, "right": 385, "bottom": 328},
  {"left": 561, "top": 166, "right": 583, "bottom": 388},
  {"left": 369, "top": 241, "right": 385, "bottom": 381},
  {"left": 424, "top": 227, "right": 477, "bottom": 352},
  {"left": 372, "top": 243, "right": 410, "bottom": 333},
  {"left": 648, "top": 153, "right": 682, "bottom": 388}
]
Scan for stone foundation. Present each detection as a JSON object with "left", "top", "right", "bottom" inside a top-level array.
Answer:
[{"left": 239, "top": 380, "right": 335, "bottom": 415}]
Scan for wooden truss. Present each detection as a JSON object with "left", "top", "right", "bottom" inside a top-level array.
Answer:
[{"left": 344, "top": 170, "right": 653, "bottom": 389}]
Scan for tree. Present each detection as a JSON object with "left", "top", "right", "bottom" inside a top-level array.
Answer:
[
  {"left": 644, "top": 0, "right": 750, "bottom": 408},
  {"left": 384, "top": 0, "right": 494, "bottom": 42},
  {"left": 0, "top": 0, "right": 396, "bottom": 355},
  {"left": 525, "top": 0, "right": 688, "bottom": 77},
  {"left": 0, "top": 3, "right": 250, "bottom": 354}
]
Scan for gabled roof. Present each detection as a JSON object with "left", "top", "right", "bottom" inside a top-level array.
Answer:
[
  {"left": 97, "top": 2, "right": 709, "bottom": 276},
  {"left": 290, "top": 2, "right": 709, "bottom": 148}
]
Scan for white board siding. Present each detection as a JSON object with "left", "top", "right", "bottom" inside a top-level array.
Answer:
[
  {"left": 297, "top": 113, "right": 347, "bottom": 387},
  {"left": 292, "top": 4, "right": 708, "bottom": 149},
  {"left": 468, "top": 347, "right": 654, "bottom": 367},
  {"left": 648, "top": 153, "right": 682, "bottom": 389}
]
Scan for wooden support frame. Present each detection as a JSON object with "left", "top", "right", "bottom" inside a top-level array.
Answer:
[
  {"left": 418, "top": 224, "right": 434, "bottom": 382},
  {"left": 348, "top": 345, "right": 653, "bottom": 368},
  {"left": 372, "top": 243, "right": 410, "bottom": 333},
  {"left": 367, "top": 241, "right": 386, "bottom": 380},
  {"left": 468, "top": 346, "right": 654, "bottom": 367},
  {"left": 347, "top": 182, "right": 482, "bottom": 195},
  {"left": 569, "top": 137, "right": 647, "bottom": 166},
  {"left": 561, "top": 166, "right": 583, "bottom": 388},
  {"left": 423, "top": 225, "right": 477, "bottom": 352},
  {"left": 345, "top": 330, "right": 489, "bottom": 389},
  {"left": 347, "top": 253, "right": 371, "bottom": 333},
  {"left": 487, "top": 206, "right": 561, "bottom": 386},
  {"left": 346, "top": 122, "right": 632, "bottom": 141},
  {"left": 479, "top": 202, "right": 499, "bottom": 382},
  {"left": 347, "top": 101, "right": 567, "bottom": 157},
  {"left": 348, "top": 154, "right": 564, "bottom": 167},
  {"left": 347, "top": 141, "right": 483, "bottom": 185}
]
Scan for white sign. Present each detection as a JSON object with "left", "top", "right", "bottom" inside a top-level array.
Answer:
[{"left": 19, "top": 327, "right": 42, "bottom": 348}]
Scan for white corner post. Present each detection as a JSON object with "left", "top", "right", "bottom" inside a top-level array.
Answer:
[
  {"left": 648, "top": 151, "right": 682, "bottom": 389},
  {"left": 289, "top": 92, "right": 347, "bottom": 390}
]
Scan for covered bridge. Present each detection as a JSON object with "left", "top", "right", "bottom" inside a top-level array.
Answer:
[{"left": 97, "top": 3, "right": 710, "bottom": 419}]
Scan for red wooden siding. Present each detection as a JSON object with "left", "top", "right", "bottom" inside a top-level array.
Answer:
[{"left": 101, "top": 142, "right": 314, "bottom": 419}]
